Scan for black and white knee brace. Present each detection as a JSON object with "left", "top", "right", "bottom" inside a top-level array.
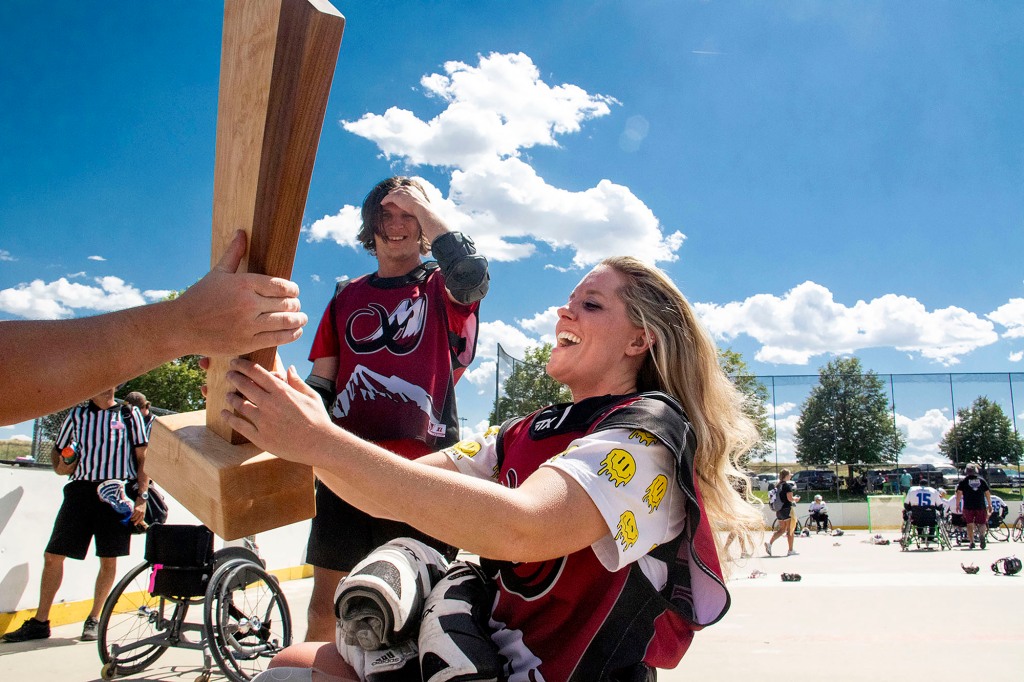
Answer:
[{"left": 418, "top": 561, "right": 506, "bottom": 682}]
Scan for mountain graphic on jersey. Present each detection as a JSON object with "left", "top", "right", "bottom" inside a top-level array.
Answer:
[
  {"left": 345, "top": 297, "right": 427, "bottom": 356},
  {"left": 334, "top": 364, "right": 447, "bottom": 439}
]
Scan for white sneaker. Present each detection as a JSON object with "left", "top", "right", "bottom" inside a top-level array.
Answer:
[
  {"left": 764, "top": 542, "right": 772, "bottom": 557},
  {"left": 787, "top": 550, "right": 799, "bottom": 556}
]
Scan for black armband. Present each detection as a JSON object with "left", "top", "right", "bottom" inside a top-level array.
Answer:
[
  {"left": 431, "top": 231, "right": 490, "bottom": 304},
  {"left": 306, "top": 374, "right": 337, "bottom": 412}
]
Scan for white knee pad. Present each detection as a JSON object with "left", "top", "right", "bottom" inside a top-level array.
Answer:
[
  {"left": 338, "top": 638, "right": 420, "bottom": 682},
  {"left": 335, "top": 538, "right": 449, "bottom": 652},
  {"left": 418, "top": 562, "right": 506, "bottom": 682}
]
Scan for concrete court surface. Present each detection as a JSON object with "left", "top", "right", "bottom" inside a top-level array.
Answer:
[{"left": 1, "top": 529, "right": 1021, "bottom": 682}]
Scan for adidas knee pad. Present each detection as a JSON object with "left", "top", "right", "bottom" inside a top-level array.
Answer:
[
  {"left": 418, "top": 561, "right": 506, "bottom": 682},
  {"left": 335, "top": 538, "right": 450, "bottom": 651},
  {"left": 338, "top": 638, "right": 420, "bottom": 682}
]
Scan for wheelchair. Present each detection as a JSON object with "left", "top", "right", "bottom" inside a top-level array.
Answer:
[
  {"left": 900, "top": 506, "right": 950, "bottom": 551},
  {"left": 987, "top": 507, "right": 1011, "bottom": 543},
  {"left": 800, "top": 512, "right": 833, "bottom": 534},
  {"left": 96, "top": 524, "right": 292, "bottom": 682}
]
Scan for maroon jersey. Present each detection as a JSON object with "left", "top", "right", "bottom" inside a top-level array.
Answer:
[
  {"left": 474, "top": 393, "right": 730, "bottom": 681},
  {"left": 309, "top": 262, "right": 479, "bottom": 452}
]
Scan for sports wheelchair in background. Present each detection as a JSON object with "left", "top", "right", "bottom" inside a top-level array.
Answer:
[
  {"left": 96, "top": 524, "right": 292, "bottom": 682},
  {"left": 900, "top": 506, "right": 950, "bottom": 551}
]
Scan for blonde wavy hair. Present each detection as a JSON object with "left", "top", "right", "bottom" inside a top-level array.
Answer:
[{"left": 603, "top": 256, "right": 764, "bottom": 566}]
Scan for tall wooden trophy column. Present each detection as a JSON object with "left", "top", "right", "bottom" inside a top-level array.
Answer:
[{"left": 147, "top": 0, "right": 344, "bottom": 540}]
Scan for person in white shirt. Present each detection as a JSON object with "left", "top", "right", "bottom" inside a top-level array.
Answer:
[
  {"left": 904, "top": 482, "right": 942, "bottom": 540},
  {"left": 807, "top": 495, "right": 829, "bottom": 533}
]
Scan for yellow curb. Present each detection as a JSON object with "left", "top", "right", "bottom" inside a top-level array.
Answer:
[{"left": 0, "top": 564, "right": 314, "bottom": 637}]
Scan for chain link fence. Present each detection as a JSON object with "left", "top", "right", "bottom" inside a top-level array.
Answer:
[
  {"left": 27, "top": 403, "right": 175, "bottom": 463},
  {"left": 495, "top": 344, "right": 1023, "bottom": 479}
]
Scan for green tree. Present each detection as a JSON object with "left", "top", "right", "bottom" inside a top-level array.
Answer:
[
  {"left": 794, "top": 357, "right": 905, "bottom": 479},
  {"left": 719, "top": 348, "right": 775, "bottom": 464},
  {"left": 118, "top": 354, "right": 205, "bottom": 413},
  {"left": 489, "top": 343, "right": 571, "bottom": 424},
  {"left": 116, "top": 290, "right": 203, "bottom": 413},
  {"left": 938, "top": 396, "right": 1023, "bottom": 470},
  {"left": 39, "top": 407, "right": 73, "bottom": 446}
]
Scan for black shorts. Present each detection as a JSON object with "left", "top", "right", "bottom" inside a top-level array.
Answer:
[
  {"left": 776, "top": 506, "right": 793, "bottom": 521},
  {"left": 45, "top": 480, "right": 133, "bottom": 560},
  {"left": 306, "top": 479, "right": 457, "bottom": 572}
]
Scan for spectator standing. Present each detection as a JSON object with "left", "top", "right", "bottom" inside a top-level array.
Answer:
[
  {"left": 808, "top": 494, "right": 829, "bottom": 533},
  {"left": 766, "top": 469, "right": 800, "bottom": 556},
  {"left": 955, "top": 463, "right": 992, "bottom": 550},
  {"left": 124, "top": 391, "right": 155, "bottom": 437},
  {"left": 300, "top": 176, "right": 489, "bottom": 641},
  {"left": 2, "top": 387, "right": 150, "bottom": 643}
]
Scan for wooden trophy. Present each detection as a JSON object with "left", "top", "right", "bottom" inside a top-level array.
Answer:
[{"left": 146, "top": 0, "right": 344, "bottom": 540}]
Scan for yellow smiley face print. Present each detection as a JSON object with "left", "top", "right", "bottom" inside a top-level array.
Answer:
[
  {"left": 643, "top": 474, "right": 669, "bottom": 513},
  {"left": 452, "top": 440, "right": 481, "bottom": 459},
  {"left": 629, "top": 430, "right": 657, "bottom": 446},
  {"left": 598, "top": 449, "right": 636, "bottom": 487},
  {"left": 616, "top": 510, "right": 639, "bottom": 550}
]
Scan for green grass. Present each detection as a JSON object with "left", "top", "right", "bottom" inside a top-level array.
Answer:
[
  {"left": 0, "top": 439, "right": 33, "bottom": 461},
  {"left": 749, "top": 487, "right": 1022, "bottom": 503}
]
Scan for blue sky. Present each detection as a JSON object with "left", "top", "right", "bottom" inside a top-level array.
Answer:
[{"left": 2, "top": 2, "right": 1022, "bottom": 464}]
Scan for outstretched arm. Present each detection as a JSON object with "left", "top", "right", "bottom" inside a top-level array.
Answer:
[
  {"left": 222, "top": 359, "right": 606, "bottom": 563},
  {"left": 0, "top": 231, "right": 306, "bottom": 426}
]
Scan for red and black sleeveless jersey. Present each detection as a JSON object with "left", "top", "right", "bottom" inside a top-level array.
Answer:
[
  {"left": 483, "top": 393, "right": 730, "bottom": 681},
  {"left": 308, "top": 263, "right": 479, "bottom": 451}
]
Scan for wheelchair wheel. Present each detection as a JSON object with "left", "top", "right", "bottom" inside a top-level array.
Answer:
[
  {"left": 987, "top": 522, "right": 1010, "bottom": 543},
  {"left": 98, "top": 561, "right": 178, "bottom": 676},
  {"left": 203, "top": 559, "right": 292, "bottom": 682},
  {"left": 1014, "top": 517, "right": 1024, "bottom": 542}
]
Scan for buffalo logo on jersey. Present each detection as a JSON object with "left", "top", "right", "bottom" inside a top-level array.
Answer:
[
  {"left": 629, "top": 429, "right": 657, "bottom": 446},
  {"left": 345, "top": 297, "right": 427, "bottom": 355},
  {"left": 643, "top": 474, "right": 669, "bottom": 513},
  {"left": 598, "top": 449, "right": 636, "bottom": 487},
  {"left": 616, "top": 510, "right": 639, "bottom": 550},
  {"left": 448, "top": 440, "right": 481, "bottom": 459}
]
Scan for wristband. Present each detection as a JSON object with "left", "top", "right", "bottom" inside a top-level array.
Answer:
[{"left": 139, "top": 491, "right": 150, "bottom": 501}]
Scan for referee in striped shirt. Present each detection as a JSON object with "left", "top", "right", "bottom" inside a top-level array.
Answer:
[{"left": 3, "top": 387, "right": 149, "bottom": 644}]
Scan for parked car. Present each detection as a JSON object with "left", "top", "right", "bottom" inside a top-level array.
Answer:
[
  {"left": 983, "top": 467, "right": 1019, "bottom": 487},
  {"left": 938, "top": 466, "right": 959, "bottom": 488},
  {"left": 791, "top": 470, "right": 838, "bottom": 491},
  {"left": 12, "top": 456, "right": 37, "bottom": 467},
  {"left": 755, "top": 473, "right": 779, "bottom": 491},
  {"left": 904, "top": 464, "right": 944, "bottom": 487}
]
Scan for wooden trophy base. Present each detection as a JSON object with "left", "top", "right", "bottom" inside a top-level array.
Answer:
[{"left": 147, "top": 411, "right": 315, "bottom": 540}]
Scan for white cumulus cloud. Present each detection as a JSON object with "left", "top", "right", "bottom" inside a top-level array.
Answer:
[
  {"left": 987, "top": 298, "right": 1024, "bottom": 339},
  {"left": 320, "top": 52, "right": 683, "bottom": 267},
  {"left": 0, "top": 276, "right": 148, "bottom": 319},
  {"left": 694, "top": 281, "right": 999, "bottom": 366}
]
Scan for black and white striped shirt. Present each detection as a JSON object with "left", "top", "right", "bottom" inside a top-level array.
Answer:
[{"left": 55, "top": 402, "right": 149, "bottom": 481}]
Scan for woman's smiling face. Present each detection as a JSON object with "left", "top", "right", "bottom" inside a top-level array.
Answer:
[{"left": 547, "top": 264, "right": 650, "bottom": 401}]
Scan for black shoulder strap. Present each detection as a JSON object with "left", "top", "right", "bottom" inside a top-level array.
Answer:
[
  {"left": 494, "top": 415, "right": 526, "bottom": 472},
  {"left": 120, "top": 404, "right": 135, "bottom": 451}
]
